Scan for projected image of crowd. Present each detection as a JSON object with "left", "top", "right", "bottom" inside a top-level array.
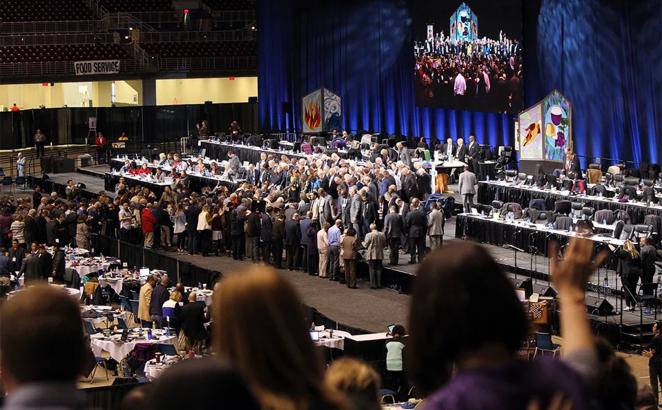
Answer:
[{"left": 414, "top": 33, "right": 523, "bottom": 113}]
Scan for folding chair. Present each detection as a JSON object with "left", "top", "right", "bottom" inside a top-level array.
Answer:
[{"left": 533, "top": 332, "right": 560, "bottom": 358}]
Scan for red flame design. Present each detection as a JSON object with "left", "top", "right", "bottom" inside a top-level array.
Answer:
[{"left": 304, "top": 99, "right": 321, "bottom": 129}]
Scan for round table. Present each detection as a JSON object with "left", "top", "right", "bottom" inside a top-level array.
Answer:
[{"left": 90, "top": 331, "right": 177, "bottom": 362}]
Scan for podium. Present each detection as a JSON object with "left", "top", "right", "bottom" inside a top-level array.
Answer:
[{"left": 302, "top": 87, "right": 342, "bottom": 133}]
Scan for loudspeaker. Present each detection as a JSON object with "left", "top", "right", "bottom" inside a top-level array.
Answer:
[
  {"left": 585, "top": 296, "right": 614, "bottom": 316},
  {"left": 515, "top": 278, "right": 533, "bottom": 299},
  {"left": 532, "top": 283, "right": 557, "bottom": 298}
]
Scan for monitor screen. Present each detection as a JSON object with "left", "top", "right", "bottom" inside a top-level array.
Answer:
[{"left": 413, "top": 1, "right": 523, "bottom": 113}]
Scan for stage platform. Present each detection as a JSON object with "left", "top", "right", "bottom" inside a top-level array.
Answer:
[{"left": 36, "top": 168, "right": 657, "bottom": 347}]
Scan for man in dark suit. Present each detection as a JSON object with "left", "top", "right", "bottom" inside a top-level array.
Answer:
[
  {"left": 455, "top": 137, "right": 467, "bottom": 162},
  {"left": 405, "top": 198, "right": 427, "bottom": 264},
  {"left": 149, "top": 274, "right": 171, "bottom": 328},
  {"left": 37, "top": 245, "right": 52, "bottom": 280},
  {"left": 246, "top": 164, "right": 260, "bottom": 185},
  {"left": 8, "top": 240, "right": 24, "bottom": 274},
  {"left": 19, "top": 252, "right": 41, "bottom": 284},
  {"left": 564, "top": 150, "right": 581, "bottom": 177},
  {"left": 467, "top": 135, "right": 480, "bottom": 171},
  {"left": 24, "top": 210, "right": 38, "bottom": 246},
  {"left": 179, "top": 292, "right": 208, "bottom": 352},
  {"left": 284, "top": 213, "right": 301, "bottom": 270},
  {"left": 32, "top": 186, "right": 43, "bottom": 209},
  {"left": 260, "top": 210, "right": 273, "bottom": 265},
  {"left": 467, "top": 135, "right": 479, "bottom": 160},
  {"left": 45, "top": 216, "right": 59, "bottom": 247},
  {"left": 51, "top": 247, "right": 66, "bottom": 283},
  {"left": 0, "top": 251, "right": 10, "bottom": 277},
  {"left": 245, "top": 209, "right": 261, "bottom": 263},
  {"left": 640, "top": 237, "right": 658, "bottom": 298},
  {"left": 383, "top": 206, "right": 404, "bottom": 265}
]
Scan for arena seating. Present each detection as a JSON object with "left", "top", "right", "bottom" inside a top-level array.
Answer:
[
  {"left": 99, "top": 0, "right": 173, "bottom": 13},
  {"left": 203, "top": 0, "right": 256, "bottom": 10},
  {"left": 0, "top": 0, "right": 92, "bottom": 22},
  {"left": 0, "top": 44, "right": 129, "bottom": 63},
  {"left": 142, "top": 40, "right": 256, "bottom": 58}
]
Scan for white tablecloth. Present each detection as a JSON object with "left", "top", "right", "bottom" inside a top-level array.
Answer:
[
  {"left": 90, "top": 333, "right": 177, "bottom": 362},
  {"left": 99, "top": 276, "right": 124, "bottom": 295},
  {"left": 143, "top": 358, "right": 178, "bottom": 380}
]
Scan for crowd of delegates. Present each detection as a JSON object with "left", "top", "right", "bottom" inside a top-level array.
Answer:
[
  {"left": 1, "top": 238, "right": 659, "bottom": 410},
  {"left": 105, "top": 144, "right": 457, "bottom": 289},
  {"left": 414, "top": 34, "right": 523, "bottom": 112}
]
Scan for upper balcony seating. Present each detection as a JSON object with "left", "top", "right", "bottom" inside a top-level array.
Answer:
[
  {"left": 141, "top": 40, "right": 256, "bottom": 58},
  {"left": 0, "top": 0, "right": 92, "bottom": 22},
  {"left": 99, "top": 0, "right": 173, "bottom": 13},
  {"left": 0, "top": 44, "right": 129, "bottom": 63},
  {"left": 203, "top": 0, "right": 256, "bottom": 10}
]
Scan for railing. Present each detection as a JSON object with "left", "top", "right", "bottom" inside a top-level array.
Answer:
[
  {"left": 210, "top": 9, "right": 256, "bottom": 22},
  {"left": 101, "top": 12, "right": 157, "bottom": 32},
  {"left": 0, "top": 32, "right": 115, "bottom": 47},
  {"left": 0, "top": 58, "right": 142, "bottom": 79},
  {"left": 140, "top": 29, "right": 254, "bottom": 43},
  {"left": 155, "top": 55, "right": 256, "bottom": 73},
  {"left": 0, "top": 20, "right": 101, "bottom": 34}
]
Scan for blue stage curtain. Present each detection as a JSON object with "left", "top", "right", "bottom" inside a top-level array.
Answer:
[
  {"left": 258, "top": 0, "right": 514, "bottom": 148},
  {"left": 524, "top": 0, "right": 660, "bottom": 165}
]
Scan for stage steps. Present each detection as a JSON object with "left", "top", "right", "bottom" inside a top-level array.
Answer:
[{"left": 620, "top": 322, "right": 656, "bottom": 349}]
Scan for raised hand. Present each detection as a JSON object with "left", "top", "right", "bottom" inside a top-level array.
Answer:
[{"left": 549, "top": 238, "right": 608, "bottom": 302}]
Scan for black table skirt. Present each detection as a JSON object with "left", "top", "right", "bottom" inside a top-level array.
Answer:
[
  {"left": 455, "top": 214, "right": 618, "bottom": 270},
  {"left": 201, "top": 141, "right": 305, "bottom": 163},
  {"left": 475, "top": 162, "right": 497, "bottom": 182},
  {"left": 477, "top": 182, "right": 657, "bottom": 224}
]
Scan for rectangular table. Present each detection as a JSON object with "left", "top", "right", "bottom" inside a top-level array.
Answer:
[
  {"left": 477, "top": 180, "right": 662, "bottom": 222},
  {"left": 455, "top": 213, "right": 623, "bottom": 269}
]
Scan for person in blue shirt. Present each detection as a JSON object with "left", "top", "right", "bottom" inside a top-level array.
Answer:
[{"left": 327, "top": 219, "right": 342, "bottom": 281}]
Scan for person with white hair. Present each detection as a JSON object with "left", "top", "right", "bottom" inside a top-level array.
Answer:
[{"left": 16, "top": 153, "right": 26, "bottom": 178}]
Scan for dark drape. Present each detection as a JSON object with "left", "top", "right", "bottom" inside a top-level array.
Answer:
[
  {"left": 258, "top": 0, "right": 514, "bottom": 148},
  {"left": 0, "top": 102, "right": 258, "bottom": 148},
  {"left": 258, "top": 0, "right": 661, "bottom": 164}
]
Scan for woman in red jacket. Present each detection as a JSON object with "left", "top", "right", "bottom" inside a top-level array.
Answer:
[{"left": 142, "top": 204, "right": 156, "bottom": 249}]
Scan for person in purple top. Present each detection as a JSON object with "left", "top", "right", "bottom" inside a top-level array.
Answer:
[{"left": 408, "top": 239, "right": 607, "bottom": 410}]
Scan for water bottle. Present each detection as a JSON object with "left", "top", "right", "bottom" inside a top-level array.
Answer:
[
  {"left": 603, "top": 275, "right": 609, "bottom": 290},
  {"left": 657, "top": 276, "right": 661, "bottom": 297},
  {"left": 146, "top": 328, "right": 152, "bottom": 340}
]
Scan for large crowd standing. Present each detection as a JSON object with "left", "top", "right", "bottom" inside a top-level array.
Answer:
[{"left": 414, "top": 35, "right": 523, "bottom": 112}]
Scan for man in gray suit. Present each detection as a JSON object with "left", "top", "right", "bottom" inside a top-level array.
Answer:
[
  {"left": 227, "top": 150, "right": 241, "bottom": 177},
  {"left": 458, "top": 165, "right": 477, "bottom": 213},
  {"left": 362, "top": 223, "right": 386, "bottom": 288},
  {"left": 349, "top": 187, "right": 363, "bottom": 239},
  {"left": 383, "top": 206, "right": 404, "bottom": 265},
  {"left": 428, "top": 202, "right": 445, "bottom": 249},
  {"left": 396, "top": 142, "right": 412, "bottom": 168}
]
